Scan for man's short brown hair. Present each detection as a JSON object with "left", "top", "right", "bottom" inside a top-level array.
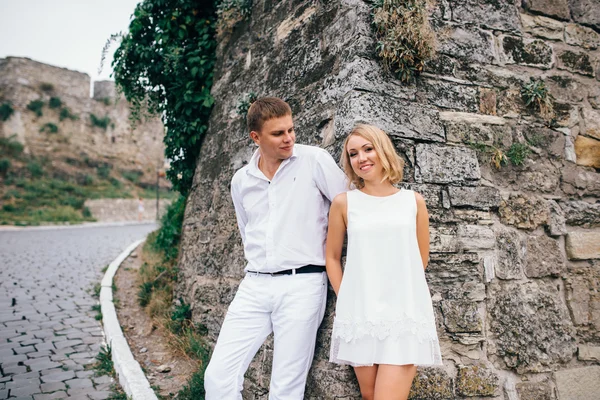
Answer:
[{"left": 247, "top": 97, "right": 292, "bottom": 132}]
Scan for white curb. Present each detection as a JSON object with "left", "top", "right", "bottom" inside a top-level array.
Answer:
[{"left": 100, "top": 238, "right": 159, "bottom": 400}]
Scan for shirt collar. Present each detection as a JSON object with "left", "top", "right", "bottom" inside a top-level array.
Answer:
[{"left": 246, "top": 145, "right": 298, "bottom": 179}]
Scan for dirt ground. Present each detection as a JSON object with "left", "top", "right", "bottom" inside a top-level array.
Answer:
[{"left": 114, "top": 243, "right": 197, "bottom": 398}]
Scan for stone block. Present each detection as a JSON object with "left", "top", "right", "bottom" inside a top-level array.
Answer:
[
  {"left": 437, "top": 24, "right": 497, "bottom": 64},
  {"left": 408, "top": 367, "right": 453, "bottom": 399},
  {"left": 578, "top": 344, "right": 600, "bottom": 361},
  {"left": 557, "top": 49, "right": 595, "bottom": 76},
  {"left": 448, "top": 186, "right": 501, "bottom": 210},
  {"left": 561, "top": 163, "right": 600, "bottom": 197},
  {"left": 479, "top": 87, "right": 497, "bottom": 115},
  {"left": 564, "top": 273, "right": 593, "bottom": 328},
  {"left": 495, "top": 226, "right": 526, "bottom": 280},
  {"left": 441, "top": 300, "right": 483, "bottom": 333},
  {"left": 515, "top": 380, "right": 553, "bottom": 400},
  {"left": 547, "top": 200, "right": 567, "bottom": 236},
  {"left": 565, "top": 24, "right": 600, "bottom": 49},
  {"left": 582, "top": 107, "right": 600, "bottom": 140},
  {"left": 521, "top": 13, "right": 565, "bottom": 40},
  {"left": 525, "top": 235, "right": 565, "bottom": 278},
  {"left": 458, "top": 225, "right": 496, "bottom": 250},
  {"left": 546, "top": 74, "right": 585, "bottom": 103},
  {"left": 561, "top": 200, "right": 600, "bottom": 228},
  {"left": 499, "top": 194, "right": 548, "bottom": 230},
  {"left": 430, "top": 226, "right": 459, "bottom": 253},
  {"left": 566, "top": 230, "right": 600, "bottom": 259},
  {"left": 333, "top": 91, "right": 445, "bottom": 143},
  {"left": 569, "top": 0, "right": 600, "bottom": 31},
  {"left": 450, "top": 0, "right": 521, "bottom": 31},
  {"left": 456, "top": 365, "right": 499, "bottom": 396},
  {"left": 555, "top": 366, "right": 600, "bottom": 400},
  {"left": 525, "top": 0, "right": 571, "bottom": 20},
  {"left": 415, "top": 144, "right": 480, "bottom": 185},
  {"left": 489, "top": 283, "right": 576, "bottom": 373},
  {"left": 418, "top": 79, "right": 479, "bottom": 112},
  {"left": 500, "top": 36, "right": 554, "bottom": 68}
]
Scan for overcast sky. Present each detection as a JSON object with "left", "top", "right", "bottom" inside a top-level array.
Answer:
[{"left": 0, "top": 0, "right": 141, "bottom": 81}]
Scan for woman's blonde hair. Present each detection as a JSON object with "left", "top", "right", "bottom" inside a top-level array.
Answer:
[{"left": 341, "top": 124, "right": 405, "bottom": 189}]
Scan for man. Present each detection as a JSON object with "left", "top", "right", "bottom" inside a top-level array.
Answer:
[{"left": 204, "top": 97, "right": 347, "bottom": 399}]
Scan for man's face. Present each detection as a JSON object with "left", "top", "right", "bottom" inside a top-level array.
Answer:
[{"left": 250, "top": 115, "right": 296, "bottom": 162}]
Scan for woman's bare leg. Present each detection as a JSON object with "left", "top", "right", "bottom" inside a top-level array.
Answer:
[
  {"left": 373, "top": 364, "right": 417, "bottom": 400},
  {"left": 353, "top": 365, "right": 378, "bottom": 400}
]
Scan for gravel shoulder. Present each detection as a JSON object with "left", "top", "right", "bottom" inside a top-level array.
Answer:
[{"left": 113, "top": 244, "right": 197, "bottom": 398}]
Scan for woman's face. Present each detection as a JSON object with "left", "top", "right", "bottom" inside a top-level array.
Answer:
[{"left": 346, "top": 134, "right": 383, "bottom": 182}]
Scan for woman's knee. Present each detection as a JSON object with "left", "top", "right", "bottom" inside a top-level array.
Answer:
[{"left": 360, "top": 388, "right": 375, "bottom": 400}]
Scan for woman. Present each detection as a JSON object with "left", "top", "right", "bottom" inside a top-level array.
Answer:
[{"left": 326, "top": 124, "right": 442, "bottom": 400}]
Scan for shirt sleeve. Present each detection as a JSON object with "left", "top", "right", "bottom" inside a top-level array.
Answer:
[
  {"left": 313, "top": 148, "right": 349, "bottom": 202},
  {"left": 230, "top": 172, "right": 248, "bottom": 245}
]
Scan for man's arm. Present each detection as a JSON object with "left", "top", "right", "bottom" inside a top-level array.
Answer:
[
  {"left": 313, "top": 148, "right": 348, "bottom": 201},
  {"left": 230, "top": 174, "right": 248, "bottom": 244}
]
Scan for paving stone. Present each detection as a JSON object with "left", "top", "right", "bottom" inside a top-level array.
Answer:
[
  {"left": 88, "top": 391, "right": 113, "bottom": 400},
  {"left": 0, "top": 354, "right": 27, "bottom": 365},
  {"left": 64, "top": 378, "right": 93, "bottom": 390},
  {"left": 14, "top": 346, "right": 36, "bottom": 355},
  {"left": 40, "top": 371, "right": 75, "bottom": 384},
  {"left": 26, "top": 351, "right": 53, "bottom": 359},
  {"left": 6, "top": 378, "right": 41, "bottom": 389},
  {"left": 91, "top": 376, "right": 112, "bottom": 385},
  {"left": 10, "top": 385, "right": 42, "bottom": 397},
  {"left": 0, "top": 389, "right": 7, "bottom": 399},
  {"left": 33, "top": 392, "right": 68, "bottom": 399},
  {"left": 33, "top": 343, "right": 54, "bottom": 352},
  {"left": 39, "top": 368, "right": 64, "bottom": 376},
  {"left": 40, "top": 381, "right": 66, "bottom": 393}
]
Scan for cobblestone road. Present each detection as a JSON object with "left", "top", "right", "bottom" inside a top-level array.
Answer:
[{"left": 0, "top": 223, "right": 156, "bottom": 400}]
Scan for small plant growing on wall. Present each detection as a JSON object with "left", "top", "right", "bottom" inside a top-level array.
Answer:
[
  {"left": 236, "top": 92, "right": 258, "bottom": 117},
  {"left": 39, "top": 82, "right": 54, "bottom": 92},
  {"left": 217, "top": 0, "right": 253, "bottom": 37},
  {"left": 0, "top": 102, "right": 14, "bottom": 121},
  {"left": 40, "top": 123, "right": 59, "bottom": 134},
  {"left": 59, "top": 107, "right": 79, "bottom": 121},
  {"left": 27, "top": 100, "right": 45, "bottom": 117},
  {"left": 90, "top": 114, "right": 111, "bottom": 130},
  {"left": 521, "top": 78, "right": 555, "bottom": 121},
  {"left": 468, "top": 141, "right": 531, "bottom": 170},
  {"left": 372, "top": 0, "right": 437, "bottom": 83},
  {"left": 48, "top": 97, "right": 62, "bottom": 109}
]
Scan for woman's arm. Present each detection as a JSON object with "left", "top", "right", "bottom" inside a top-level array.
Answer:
[
  {"left": 415, "top": 192, "right": 430, "bottom": 270},
  {"left": 326, "top": 193, "right": 347, "bottom": 296}
]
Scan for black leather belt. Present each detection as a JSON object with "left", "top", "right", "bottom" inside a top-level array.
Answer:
[{"left": 247, "top": 264, "right": 326, "bottom": 276}]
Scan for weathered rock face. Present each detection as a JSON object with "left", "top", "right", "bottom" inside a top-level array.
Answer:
[
  {"left": 178, "top": 0, "right": 600, "bottom": 398},
  {"left": 0, "top": 57, "right": 166, "bottom": 186}
]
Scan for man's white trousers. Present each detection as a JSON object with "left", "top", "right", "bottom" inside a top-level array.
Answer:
[{"left": 204, "top": 271, "right": 328, "bottom": 399}]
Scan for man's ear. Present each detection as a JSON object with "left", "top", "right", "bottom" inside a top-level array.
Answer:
[{"left": 250, "top": 130, "right": 260, "bottom": 145}]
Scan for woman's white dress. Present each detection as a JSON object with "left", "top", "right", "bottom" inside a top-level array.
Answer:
[{"left": 330, "top": 189, "right": 442, "bottom": 367}]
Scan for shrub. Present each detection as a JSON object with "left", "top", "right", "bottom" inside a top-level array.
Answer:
[
  {"left": 90, "top": 114, "right": 111, "bottom": 130},
  {"left": 152, "top": 195, "right": 186, "bottom": 261},
  {"left": 97, "top": 164, "right": 112, "bottom": 179},
  {"left": 521, "top": 78, "right": 555, "bottom": 121},
  {"left": 83, "top": 174, "right": 94, "bottom": 186},
  {"left": 236, "top": 92, "right": 258, "bottom": 117},
  {"left": 40, "top": 123, "right": 59, "bottom": 134},
  {"left": 0, "top": 102, "right": 14, "bottom": 121},
  {"left": 27, "top": 100, "right": 44, "bottom": 117},
  {"left": 48, "top": 97, "right": 62, "bottom": 109},
  {"left": 59, "top": 107, "right": 79, "bottom": 121},
  {"left": 0, "top": 135, "right": 24, "bottom": 156},
  {"left": 39, "top": 82, "right": 54, "bottom": 92},
  {"left": 0, "top": 158, "right": 10, "bottom": 174},
  {"left": 109, "top": 177, "right": 122, "bottom": 188},
  {"left": 82, "top": 206, "right": 92, "bottom": 218},
  {"left": 373, "top": 0, "right": 437, "bottom": 83},
  {"left": 27, "top": 160, "right": 43, "bottom": 178},
  {"left": 506, "top": 143, "right": 531, "bottom": 166},
  {"left": 121, "top": 169, "right": 143, "bottom": 183}
]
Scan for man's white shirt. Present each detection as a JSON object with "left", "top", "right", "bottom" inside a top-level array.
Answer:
[{"left": 230, "top": 144, "right": 347, "bottom": 273}]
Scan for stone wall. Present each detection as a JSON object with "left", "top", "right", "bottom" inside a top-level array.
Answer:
[
  {"left": 177, "top": 0, "right": 600, "bottom": 398},
  {"left": 0, "top": 57, "right": 166, "bottom": 186}
]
